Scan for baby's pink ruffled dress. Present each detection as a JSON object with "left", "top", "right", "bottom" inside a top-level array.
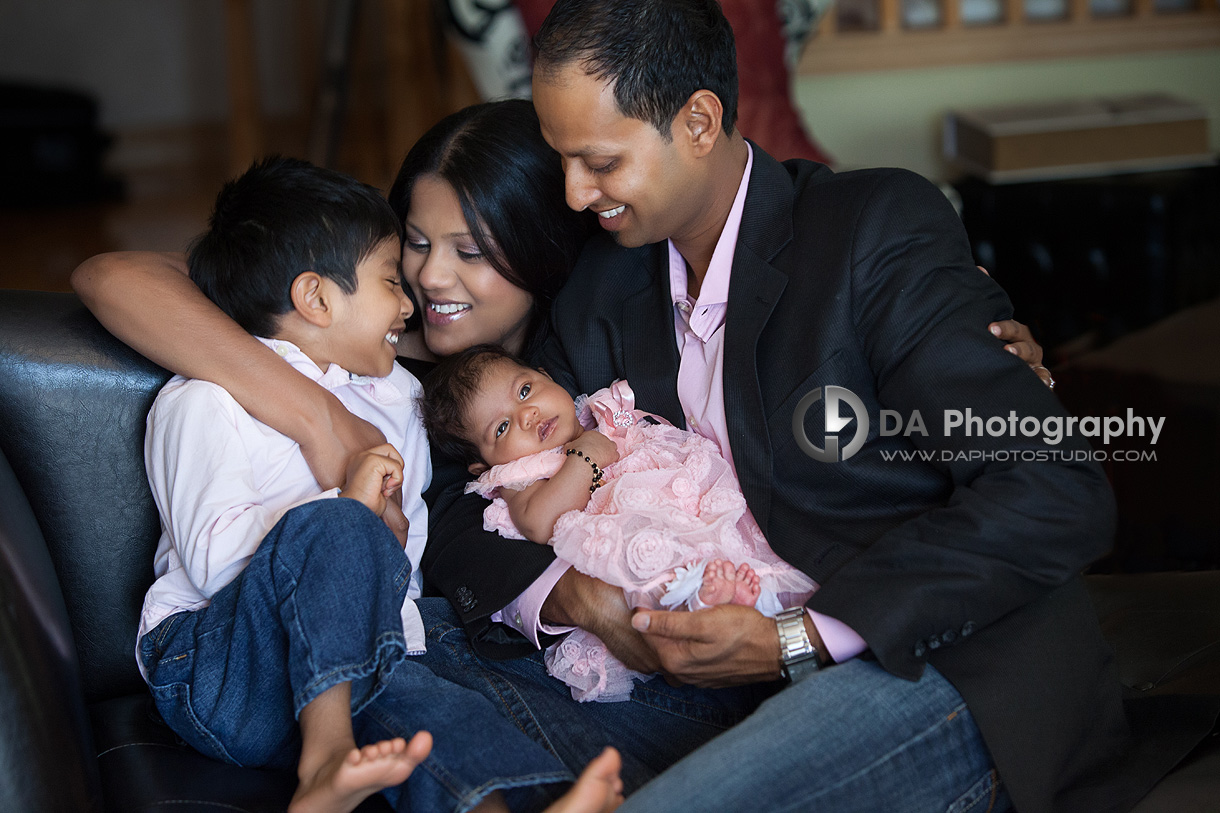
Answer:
[{"left": 467, "top": 381, "right": 816, "bottom": 702}]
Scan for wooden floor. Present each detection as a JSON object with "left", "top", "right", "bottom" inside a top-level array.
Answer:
[
  {"left": 0, "top": 163, "right": 221, "bottom": 294},
  {"left": 0, "top": 112, "right": 404, "bottom": 295}
]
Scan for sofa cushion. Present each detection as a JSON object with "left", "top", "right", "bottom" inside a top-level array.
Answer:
[
  {"left": 0, "top": 290, "right": 170, "bottom": 701},
  {"left": 0, "top": 445, "right": 102, "bottom": 812}
]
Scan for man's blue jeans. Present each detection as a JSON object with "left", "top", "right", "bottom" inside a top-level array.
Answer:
[
  {"left": 139, "top": 499, "right": 571, "bottom": 813},
  {"left": 414, "top": 596, "right": 772, "bottom": 794},
  {"left": 619, "top": 657, "right": 1014, "bottom": 813}
]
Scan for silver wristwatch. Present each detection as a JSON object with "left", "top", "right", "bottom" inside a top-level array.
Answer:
[{"left": 776, "top": 606, "right": 823, "bottom": 683}]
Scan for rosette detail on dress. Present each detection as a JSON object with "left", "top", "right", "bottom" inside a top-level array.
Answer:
[{"left": 468, "top": 380, "right": 816, "bottom": 702}]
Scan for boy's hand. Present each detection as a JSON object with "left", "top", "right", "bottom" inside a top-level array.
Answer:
[
  {"left": 382, "top": 490, "right": 410, "bottom": 549},
  {"left": 564, "top": 431, "right": 618, "bottom": 470},
  {"left": 339, "top": 444, "right": 405, "bottom": 521}
]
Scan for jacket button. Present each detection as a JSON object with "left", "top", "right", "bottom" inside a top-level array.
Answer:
[
  {"left": 455, "top": 586, "right": 477, "bottom": 613},
  {"left": 927, "top": 636, "right": 941, "bottom": 650},
  {"left": 942, "top": 629, "right": 957, "bottom": 644},
  {"left": 913, "top": 642, "right": 927, "bottom": 658},
  {"left": 960, "top": 621, "right": 975, "bottom": 637}
]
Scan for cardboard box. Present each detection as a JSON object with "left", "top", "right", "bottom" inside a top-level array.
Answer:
[{"left": 944, "top": 94, "right": 1213, "bottom": 183}]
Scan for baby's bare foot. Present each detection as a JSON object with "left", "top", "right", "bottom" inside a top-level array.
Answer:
[
  {"left": 729, "top": 562, "right": 761, "bottom": 607},
  {"left": 545, "top": 747, "right": 623, "bottom": 813},
  {"left": 697, "top": 559, "right": 736, "bottom": 606},
  {"left": 289, "top": 732, "right": 431, "bottom": 813}
]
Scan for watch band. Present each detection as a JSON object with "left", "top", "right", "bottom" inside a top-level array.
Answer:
[{"left": 776, "top": 606, "right": 823, "bottom": 683}]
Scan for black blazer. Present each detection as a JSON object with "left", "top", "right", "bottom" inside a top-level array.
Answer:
[{"left": 424, "top": 148, "right": 1137, "bottom": 811}]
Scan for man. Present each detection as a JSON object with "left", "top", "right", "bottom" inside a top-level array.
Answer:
[{"left": 429, "top": 1, "right": 1147, "bottom": 811}]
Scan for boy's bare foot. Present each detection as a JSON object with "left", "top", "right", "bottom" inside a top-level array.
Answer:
[
  {"left": 545, "top": 747, "right": 624, "bottom": 813},
  {"left": 698, "top": 560, "right": 761, "bottom": 607},
  {"left": 289, "top": 731, "right": 432, "bottom": 813}
]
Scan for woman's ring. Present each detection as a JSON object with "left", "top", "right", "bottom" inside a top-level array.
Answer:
[{"left": 1033, "top": 365, "right": 1055, "bottom": 390}]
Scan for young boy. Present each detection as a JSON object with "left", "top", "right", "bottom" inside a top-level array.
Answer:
[{"left": 135, "top": 157, "right": 596, "bottom": 813}]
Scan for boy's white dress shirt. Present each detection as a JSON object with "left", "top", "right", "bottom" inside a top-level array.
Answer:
[{"left": 137, "top": 338, "right": 430, "bottom": 677}]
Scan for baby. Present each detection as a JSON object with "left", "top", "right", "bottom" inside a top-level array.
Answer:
[{"left": 422, "top": 345, "right": 815, "bottom": 701}]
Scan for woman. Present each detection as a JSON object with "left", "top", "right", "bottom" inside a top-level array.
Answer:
[
  {"left": 71, "top": 98, "right": 1041, "bottom": 492},
  {"left": 388, "top": 100, "right": 591, "bottom": 365},
  {"left": 72, "top": 96, "right": 1048, "bottom": 799}
]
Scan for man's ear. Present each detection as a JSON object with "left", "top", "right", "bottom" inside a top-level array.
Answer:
[
  {"left": 467, "top": 461, "right": 489, "bottom": 476},
  {"left": 290, "top": 272, "right": 333, "bottom": 327},
  {"left": 678, "top": 90, "right": 724, "bottom": 158}
]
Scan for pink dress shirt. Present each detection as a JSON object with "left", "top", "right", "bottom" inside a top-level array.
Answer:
[{"left": 502, "top": 144, "right": 866, "bottom": 663}]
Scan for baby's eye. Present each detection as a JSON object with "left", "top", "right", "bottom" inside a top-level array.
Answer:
[
  {"left": 518, "top": 383, "right": 531, "bottom": 400},
  {"left": 495, "top": 420, "right": 509, "bottom": 439}
]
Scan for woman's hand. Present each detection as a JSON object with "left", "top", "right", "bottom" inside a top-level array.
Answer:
[
  {"left": 300, "top": 399, "right": 388, "bottom": 489},
  {"left": 977, "top": 265, "right": 1053, "bottom": 389},
  {"left": 988, "top": 318, "right": 1054, "bottom": 389}
]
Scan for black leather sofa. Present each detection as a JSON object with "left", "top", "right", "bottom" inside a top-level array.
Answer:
[{"left": 1, "top": 289, "right": 1217, "bottom": 812}]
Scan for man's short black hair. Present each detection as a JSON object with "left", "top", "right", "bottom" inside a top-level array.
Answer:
[
  {"left": 188, "top": 156, "right": 403, "bottom": 338},
  {"left": 421, "top": 344, "right": 529, "bottom": 469},
  {"left": 533, "top": 0, "right": 738, "bottom": 140}
]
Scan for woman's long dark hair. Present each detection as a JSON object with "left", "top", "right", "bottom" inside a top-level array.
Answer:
[{"left": 388, "top": 99, "right": 593, "bottom": 360}]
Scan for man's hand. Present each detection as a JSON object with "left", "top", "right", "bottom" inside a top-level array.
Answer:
[
  {"left": 631, "top": 604, "right": 784, "bottom": 688},
  {"left": 542, "top": 569, "right": 660, "bottom": 674},
  {"left": 300, "top": 398, "right": 387, "bottom": 489}
]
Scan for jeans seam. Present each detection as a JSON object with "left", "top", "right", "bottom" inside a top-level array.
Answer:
[
  {"left": 436, "top": 627, "right": 565, "bottom": 760},
  {"left": 153, "top": 682, "right": 240, "bottom": 766},
  {"left": 293, "top": 630, "right": 407, "bottom": 715},
  {"left": 786, "top": 701, "right": 974, "bottom": 811},
  {"left": 451, "top": 772, "right": 573, "bottom": 813},
  {"left": 949, "top": 769, "right": 1000, "bottom": 813},
  {"left": 627, "top": 681, "right": 749, "bottom": 729},
  {"left": 360, "top": 696, "right": 571, "bottom": 809}
]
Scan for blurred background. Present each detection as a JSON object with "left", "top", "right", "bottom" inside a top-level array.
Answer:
[{"left": 0, "top": 0, "right": 1217, "bottom": 570}]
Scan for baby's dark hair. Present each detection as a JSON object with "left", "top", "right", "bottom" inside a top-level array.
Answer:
[
  {"left": 421, "top": 344, "right": 531, "bottom": 468},
  {"left": 188, "top": 156, "right": 403, "bottom": 338}
]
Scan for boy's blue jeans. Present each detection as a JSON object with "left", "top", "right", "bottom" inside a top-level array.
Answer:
[{"left": 138, "top": 499, "right": 572, "bottom": 813}]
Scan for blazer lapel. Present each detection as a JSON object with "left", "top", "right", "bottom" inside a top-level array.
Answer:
[
  {"left": 723, "top": 146, "right": 795, "bottom": 536},
  {"left": 622, "top": 243, "right": 684, "bottom": 425}
]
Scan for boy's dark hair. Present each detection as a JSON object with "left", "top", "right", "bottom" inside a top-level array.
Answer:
[
  {"left": 188, "top": 156, "right": 404, "bottom": 338},
  {"left": 388, "top": 100, "right": 591, "bottom": 360},
  {"left": 533, "top": 0, "right": 738, "bottom": 140},
  {"left": 421, "top": 343, "right": 531, "bottom": 468}
]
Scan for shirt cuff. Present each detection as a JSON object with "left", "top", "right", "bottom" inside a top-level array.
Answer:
[
  {"left": 807, "top": 609, "right": 868, "bottom": 664},
  {"left": 269, "top": 487, "right": 341, "bottom": 527},
  {"left": 490, "top": 558, "right": 576, "bottom": 648}
]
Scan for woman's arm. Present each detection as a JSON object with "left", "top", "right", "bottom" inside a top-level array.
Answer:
[{"left": 70, "top": 251, "right": 383, "bottom": 488}]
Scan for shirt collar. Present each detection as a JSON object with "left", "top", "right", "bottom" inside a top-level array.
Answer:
[
  {"left": 668, "top": 141, "right": 754, "bottom": 308},
  {"left": 257, "top": 336, "right": 403, "bottom": 402}
]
